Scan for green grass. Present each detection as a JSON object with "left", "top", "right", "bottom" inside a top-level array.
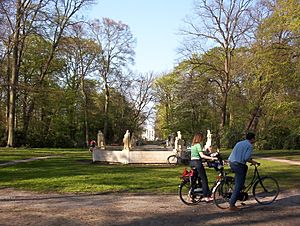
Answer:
[
  {"left": 0, "top": 148, "right": 299, "bottom": 194},
  {"left": 253, "top": 149, "right": 300, "bottom": 161},
  {"left": 219, "top": 148, "right": 300, "bottom": 161}
]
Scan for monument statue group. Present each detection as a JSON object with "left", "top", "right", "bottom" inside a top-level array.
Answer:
[{"left": 90, "top": 129, "right": 213, "bottom": 164}]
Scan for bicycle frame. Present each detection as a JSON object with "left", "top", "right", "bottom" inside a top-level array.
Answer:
[{"left": 242, "top": 164, "right": 264, "bottom": 193}]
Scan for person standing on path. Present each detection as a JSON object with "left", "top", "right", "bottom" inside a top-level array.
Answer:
[{"left": 228, "top": 132, "right": 259, "bottom": 211}]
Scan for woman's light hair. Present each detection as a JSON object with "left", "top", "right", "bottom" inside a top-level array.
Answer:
[{"left": 192, "top": 133, "right": 204, "bottom": 146}]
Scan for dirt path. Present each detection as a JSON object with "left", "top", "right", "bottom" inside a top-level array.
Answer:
[{"left": 0, "top": 188, "right": 299, "bottom": 226}]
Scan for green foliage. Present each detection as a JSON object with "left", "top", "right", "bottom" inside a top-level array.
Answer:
[
  {"left": 152, "top": 0, "right": 300, "bottom": 149},
  {"left": 257, "top": 125, "right": 300, "bottom": 150},
  {"left": 221, "top": 127, "right": 244, "bottom": 149}
]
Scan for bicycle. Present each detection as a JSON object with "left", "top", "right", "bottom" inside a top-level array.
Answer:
[
  {"left": 168, "top": 149, "right": 190, "bottom": 166},
  {"left": 178, "top": 151, "right": 224, "bottom": 205},
  {"left": 213, "top": 163, "right": 279, "bottom": 209}
]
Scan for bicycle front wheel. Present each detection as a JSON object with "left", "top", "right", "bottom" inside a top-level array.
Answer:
[
  {"left": 167, "top": 155, "right": 179, "bottom": 165},
  {"left": 213, "top": 177, "right": 234, "bottom": 209},
  {"left": 178, "top": 181, "right": 202, "bottom": 205},
  {"left": 253, "top": 176, "right": 279, "bottom": 205}
]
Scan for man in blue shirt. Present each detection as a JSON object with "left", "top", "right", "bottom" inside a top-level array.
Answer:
[{"left": 228, "top": 132, "right": 259, "bottom": 211}]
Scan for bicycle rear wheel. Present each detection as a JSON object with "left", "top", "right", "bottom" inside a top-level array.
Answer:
[
  {"left": 178, "top": 181, "right": 202, "bottom": 205},
  {"left": 168, "top": 155, "right": 179, "bottom": 165},
  {"left": 213, "top": 177, "right": 234, "bottom": 209},
  {"left": 253, "top": 176, "right": 279, "bottom": 205}
]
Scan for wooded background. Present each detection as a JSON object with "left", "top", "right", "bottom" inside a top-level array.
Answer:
[{"left": 0, "top": 0, "right": 299, "bottom": 149}]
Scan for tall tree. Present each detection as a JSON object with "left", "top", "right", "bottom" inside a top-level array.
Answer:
[
  {"left": 126, "top": 72, "right": 155, "bottom": 132},
  {"left": 4, "top": 0, "right": 93, "bottom": 146},
  {"left": 180, "top": 0, "right": 255, "bottom": 130},
  {"left": 90, "top": 18, "right": 136, "bottom": 140},
  {"left": 58, "top": 23, "right": 100, "bottom": 146},
  {"left": 2, "top": 0, "right": 44, "bottom": 147}
]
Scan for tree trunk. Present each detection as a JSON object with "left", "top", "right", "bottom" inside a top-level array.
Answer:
[
  {"left": 220, "top": 91, "right": 228, "bottom": 128},
  {"left": 246, "top": 107, "right": 262, "bottom": 133},
  {"left": 5, "top": 43, "right": 11, "bottom": 137},
  {"left": 103, "top": 81, "right": 110, "bottom": 141},
  {"left": 80, "top": 76, "right": 89, "bottom": 147},
  {"left": 7, "top": 0, "right": 22, "bottom": 147}
]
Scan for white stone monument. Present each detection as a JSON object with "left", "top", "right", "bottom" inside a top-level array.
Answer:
[
  {"left": 204, "top": 129, "right": 212, "bottom": 151},
  {"left": 123, "top": 130, "right": 131, "bottom": 151},
  {"left": 174, "top": 131, "right": 183, "bottom": 151},
  {"left": 97, "top": 130, "right": 105, "bottom": 149}
]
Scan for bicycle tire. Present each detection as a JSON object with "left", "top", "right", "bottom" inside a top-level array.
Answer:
[
  {"left": 213, "top": 177, "right": 234, "bottom": 209},
  {"left": 178, "top": 180, "right": 202, "bottom": 205},
  {"left": 167, "top": 155, "right": 179, "bottom": 165},
  {"left": 253, "top": 176, "right": 279, "bottom": 205}
]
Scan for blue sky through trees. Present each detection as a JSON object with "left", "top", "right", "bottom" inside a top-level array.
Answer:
[{"left": 89, "top": 0, "right": 194, "bottom": 74}]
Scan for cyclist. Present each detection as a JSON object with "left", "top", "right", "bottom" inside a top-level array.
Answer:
[
  {"left": 190, "top": 132, "right": 218, "bottom": 202},
  {"left": 228, "top": 132, "right": 259, "bottom": 211}
]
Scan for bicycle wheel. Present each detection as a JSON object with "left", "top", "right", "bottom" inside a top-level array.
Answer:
[
  {"left": 253, "top": 176, "right": 279, "bottom": 205},
  {"left": 167, "top": 155, "right": 179, "bottom": 165},
  {"left": 213, "top": 177, "right": 234, "bottom": 209},
  {"left": 178, "top": 180, "right": 202, "bottom": 205}
]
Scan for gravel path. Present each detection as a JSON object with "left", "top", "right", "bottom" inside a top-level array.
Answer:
[
  {"left": 1, "top": 157, "right": 299, "bottom": 225},
  {"left": 0, "top": 188, "right": 299, "bottom": 226}
]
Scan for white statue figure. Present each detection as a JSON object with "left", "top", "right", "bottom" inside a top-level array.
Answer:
[
  {"left": 174, "top": 131, "right": 182, "bottom": 151},
  {"left": 174, "top": 137, "right": 179, "bottom": 151},
  {"left": 177, "top": 131, "right": 182, "bottom": 140},
  {"left": 97, "top": 130, "right": 105, "bottom": 149},
  {"left": 204, "top": 129, "right": 212, "bottom": 151},
  {"left": 123, "top": 130, "right": 131, "bottom": 151}
]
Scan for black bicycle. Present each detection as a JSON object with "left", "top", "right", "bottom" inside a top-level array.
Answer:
[
  {"left": 213, "top": 163, "right": 280, "bottom": 209},
  {"left": 178, "top": 152, "right": 224, "bottom": 205},
  {"left": 168, "top": 149, "right": 190, "bottom": 166}
]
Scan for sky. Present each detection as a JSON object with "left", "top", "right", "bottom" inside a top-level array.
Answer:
[{"left": 88, "top": 0, "right": 194, "bottom": 74}]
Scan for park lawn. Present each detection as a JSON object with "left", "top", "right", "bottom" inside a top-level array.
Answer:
[
  {"left": 219, "top": 148, "right": 300, "bottom": 161},
  {"left": 0, "top": 148, "right": 85, "bottom": 162},
  {"left": 253, "top": 149, "right": 300, "bottom": 161},
  {"left": 0, "top": 148, "right": 299, "bottom": 194}
]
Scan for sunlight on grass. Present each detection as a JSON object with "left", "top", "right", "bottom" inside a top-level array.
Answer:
[{"left": 0, "top": 148, "right": 299, "bottom": 194}]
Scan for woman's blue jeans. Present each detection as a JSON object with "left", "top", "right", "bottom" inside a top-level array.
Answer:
[
  {"left": 229, "top": 162, "right": 248, "bottom": 207},
  {"left": 190, "top": 159, "right": 210, "bottom": 197}
]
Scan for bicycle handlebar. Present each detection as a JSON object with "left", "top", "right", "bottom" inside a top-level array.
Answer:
[{"left": 250, "top": 162, "right": 261, "bottom": 167}]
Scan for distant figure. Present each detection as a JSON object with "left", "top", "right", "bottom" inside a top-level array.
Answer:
[
  {"left": 174, "top": 131, "right": 183, "bottom": 151},
  {"left": 174, "top": 137, "right": 179, "bottom": 151},
  {"left": 177, "top": 131, "right": 182, "bottom": 140},
  {"left": 131, "top": 133, "right": 136, "bottom": 148},
  {"left": 97, "top": 130, "right": 105, "bottom": 149},
  {"left": 89, "top": 140, "right": 96, "bottom": 152},
  {"left": 123, "top": 130, "right": 131, "bottom": 150},
  {"left": 169, "top": 134, "right": 175, "bottom": 147}
]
